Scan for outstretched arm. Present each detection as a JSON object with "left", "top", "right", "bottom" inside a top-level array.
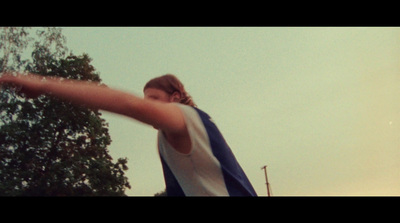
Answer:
[{"left": 0, "top": 73, "right": 186, "bottom": 134}]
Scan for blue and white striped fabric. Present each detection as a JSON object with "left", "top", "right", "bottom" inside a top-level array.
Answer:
[{"left": 158, "top": 103, "right": 257, "bottom": 196}]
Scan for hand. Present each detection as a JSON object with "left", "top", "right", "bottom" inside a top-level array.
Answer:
[{"left": 0, "top": 73, "right": 44, "bottom": 98}]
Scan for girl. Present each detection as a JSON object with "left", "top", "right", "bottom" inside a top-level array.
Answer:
[{"left": 0, "top": 73, "right": 257, "bottom": 196}]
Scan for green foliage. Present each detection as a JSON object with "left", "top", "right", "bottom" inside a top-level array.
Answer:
[
  {"left": 0, "top": 27, "right": 32, "bottom": 72},
  {"left": 0, "top": 27, "right": 131, "bottom": 196}
]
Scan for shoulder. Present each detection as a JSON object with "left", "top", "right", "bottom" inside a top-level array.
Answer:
[
  {"left": 173, "top": 103, "right": 210, "bottom": 119},
  {"left": 172, "top": 104, "right": 213, "bottom": 126},
  {"left": 172, "top": 104, "right": 220, "bottom": 139}
]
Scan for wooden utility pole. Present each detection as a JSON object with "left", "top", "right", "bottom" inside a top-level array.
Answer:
[{"left": 261, "top": 165, "right": 272, "bottom": 197}]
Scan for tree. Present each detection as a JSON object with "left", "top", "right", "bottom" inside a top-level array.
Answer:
[
  {"left": 0, "top": 27, "right": 131, "bottom": 196},
  {"left": 0, "top": 27, "right": 32, "bottom": 72}
]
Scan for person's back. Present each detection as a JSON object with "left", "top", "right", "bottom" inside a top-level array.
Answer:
[{"left": 158, "top": 103, "right": 257, "bottom": 196}]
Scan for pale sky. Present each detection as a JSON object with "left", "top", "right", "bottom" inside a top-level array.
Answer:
[{"left": 61, "top": 27, "right": 400, "bottom": 196}]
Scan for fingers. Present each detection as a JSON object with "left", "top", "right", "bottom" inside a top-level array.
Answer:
[
  {"left": 0, "top": 73, "right": 17, "bottom": 85},
  {"left": 0, "top": 75, "right": 20, "bottom": 94},
  {"left": 0, "top": 73, "right": 43, "bottom": 98},
  {"left": 0, "top": 72, "right": 40, "bottom": 84}
]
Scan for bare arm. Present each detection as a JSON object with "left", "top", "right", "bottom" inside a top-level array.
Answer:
[{"left": 0, "top": 73, "right": 186, "bottom": 133}]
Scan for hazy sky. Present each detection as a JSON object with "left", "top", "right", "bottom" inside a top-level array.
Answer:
[{"left": 61, "top": 27, "right": 400, "bottom": 196}]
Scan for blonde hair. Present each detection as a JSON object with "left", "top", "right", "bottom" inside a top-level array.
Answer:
[{"left": 143, "top": 74, "right": 196, "bottom": 107}]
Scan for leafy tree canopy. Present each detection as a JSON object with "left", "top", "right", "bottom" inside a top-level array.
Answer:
[{"left": 0, "top": 27, "right": 131, "bottom": 196}]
